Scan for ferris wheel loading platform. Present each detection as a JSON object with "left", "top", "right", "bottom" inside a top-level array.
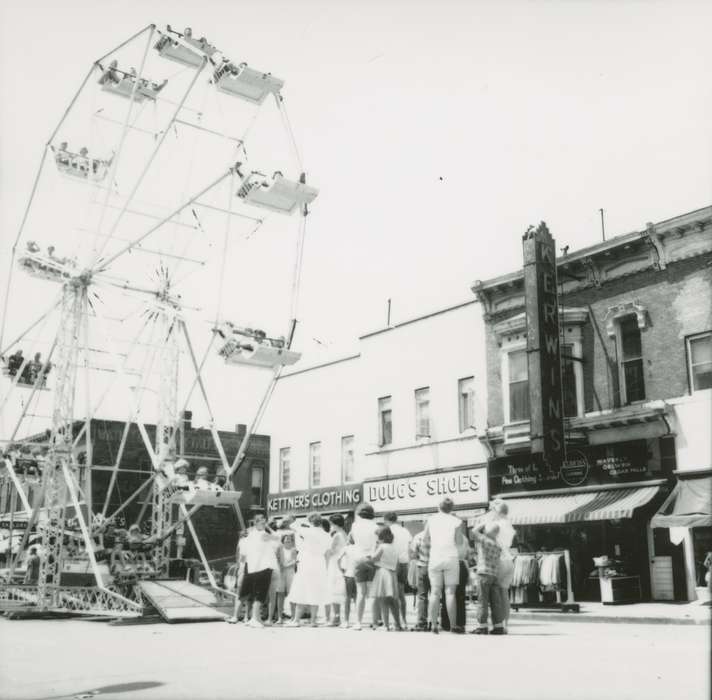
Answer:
[{"left": 137, "top": 580, "right": 229, "bottom": 623}]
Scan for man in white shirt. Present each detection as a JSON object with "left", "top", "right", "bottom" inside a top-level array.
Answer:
[
  {"left": 423, "top": 497, "right": 465, "bottom": 634},
  {"left": 234, "top": 513, "right": 279, "bottom": 628},
  {"left": 348, "top": 502, "right": 379, "bottom": 630},
  {"left": 384, "top": 511, "right": 412, "bottom": 623}
]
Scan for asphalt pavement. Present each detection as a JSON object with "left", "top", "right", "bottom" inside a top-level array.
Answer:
[{"left": 0, "top": 616, "right": 709, "bottom": 700}]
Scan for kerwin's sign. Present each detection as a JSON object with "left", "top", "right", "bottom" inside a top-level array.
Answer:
[{"left": 522, "top": 222, "right": 564, "bottom": 470}]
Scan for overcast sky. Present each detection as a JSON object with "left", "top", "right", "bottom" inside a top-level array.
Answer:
[{"left": 1, "top": 0, "right": 711, "bottom": 432}]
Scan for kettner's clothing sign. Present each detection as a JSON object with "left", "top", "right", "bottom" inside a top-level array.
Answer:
[
  {"left": 523, "top": 222, "right": 565, "bottom": 470},
  {"left": 267, "top": 484, "right": 362, "bottom": 516},
  {"left": 491, "top": 440, "right": 656, "bottom": 493},
  {"left": 364, "top": 466, "right": 489, "bottom": 514}
]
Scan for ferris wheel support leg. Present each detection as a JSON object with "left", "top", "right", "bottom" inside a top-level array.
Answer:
[
  {"left": 104, "top": 473, "right": 155, "bottom": 525},
  {"left": 91, "top": 55, "right": 209, "bottom": 265},
  {"left": 93, "top": 24, "right": 155, "bottom": 66},
  {"left": 80, "top": 303, "right": 93, "bottom": 522},
  {"left": 94, "top": 168, "right": 236, "bottom": 273},
  {"left": 180, "top": 503, "right": 218, "bottom": 588},
  {"left": 6, "top": 476, "right": 48, "bottom": 581},
  {"left": 91, "top": 25, "right": 156, "bottom": 264},
  {"left": 180, "top": 321, "right": 230, "bottom": 474},
  {"left": 0, "top": 293, "right": 63, "bottom": 359},
  {"left": 3, "top": 461, "right": 32, "bottom": 515}
]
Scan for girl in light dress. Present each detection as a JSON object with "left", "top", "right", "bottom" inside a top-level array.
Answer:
[
  {"left": 284, "top": 513, "right": 331, "bottom": 627},
  {"left": 278, "top": 531, "right": 297, "bottom": 621},
  {"left": 326, "top": 514, "right": 348, "bottom": 626},
  {"left": 369, "top": 526, "right": 403, "bottom": 631}
]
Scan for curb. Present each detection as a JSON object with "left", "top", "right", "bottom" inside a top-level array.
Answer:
[{"left": 502, "top": 611, "right": 711, "bottom": 626}]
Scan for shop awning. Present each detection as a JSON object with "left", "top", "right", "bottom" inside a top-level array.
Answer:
[
  {"left": 503, "top": 485, "right": 664, "bottom": 525},
  {"left": 651, "top": 477, "right": 712, "bottom": 528}
]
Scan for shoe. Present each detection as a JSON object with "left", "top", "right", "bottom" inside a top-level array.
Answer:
[
  {"left": 470, "top": 628, "right": 488, "bottom": 635},
  {"left": 263, "top": 620, "right": 273, "bottom": 627},
  {"left": 432, "top": 626, "right": 439, "bottom": 635},
  {"left": 412, "top": 624, "right": 427, "bottom": 632},
  {"left": 451, "top": 626, "right": 465, "bottom": 634},
  {"left": 490, "top": 628, "right": 506, "bottom": 635},
  {"left": 226, "top": 616, "right": 238, "bottom": 624},
  {"left": 247, "top": 618, "right": 264, "bottom": 628},
  {"left": 283, "top": 620, "right": 300, "bottom": 628},
  {"left": 352, "top": 623, "right": 362, "bottom": 631},
  {"left": 339, "top": 622, "right": 350, "bottom": 629}
]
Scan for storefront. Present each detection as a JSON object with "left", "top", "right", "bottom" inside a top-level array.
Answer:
[
  {"left": 362, "top": 464, "right": 489, "bottom": 535},
  {"left": 489, "top": 439, "right": 671, "bottom": 602},
  {"left": 266, "top": 484, "right": 363, "bottom": 528}
]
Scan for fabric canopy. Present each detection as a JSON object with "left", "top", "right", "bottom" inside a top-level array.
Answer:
[
  {"left": 651, "top": 477, "right": 712, "bottom": 528},
  {"left": 504, "top": 485, "right": 663, "bottom": 526}
]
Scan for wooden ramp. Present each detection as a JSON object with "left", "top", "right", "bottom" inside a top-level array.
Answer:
[{"left": 138, "top": 580, "right": 228, "bottom": 623}]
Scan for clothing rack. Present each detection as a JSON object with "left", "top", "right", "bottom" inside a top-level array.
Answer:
[{"left": 510, "top": 549, "right": 579, "bottom": 613}]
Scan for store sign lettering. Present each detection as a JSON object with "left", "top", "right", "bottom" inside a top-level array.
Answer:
[
  {"left": 268, "top": 486, "right": 362, "bottom": 515},
  {"left": 365, "top": 467, "right": 489, "bottom": 513}
]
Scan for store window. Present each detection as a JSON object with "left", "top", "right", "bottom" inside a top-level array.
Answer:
[
  {"left": 279, "top": 447, "right": 290, "bottom": 491},
  {"left": 618, "top": 315, "right": 645, "bottom": 403},
  {"left": 415, "top": 387, "right": 431, "bottom": 438},
  {"left": 508, "top": 349, "right": 529, "bottom": 422},
  {"left": 687, "top": 331, "right": 712, "bottom": 392},
  {"left": 378, "top": 396, "right": 392, "bottom": 446},
  {"left": 561, "top": 344, "right": 578, "bottom": 418},
  {"left": 309, "top": 441, "right": 321, "bottom": 487},
  {"left": 341, "top": 435, "right": 355, "bottom": 483},
  {"left": 251, "top": 465, "right": 264, "bottom": 504},
  {"left": 458, "top": 376, "right": 475, "bottom": 432}
]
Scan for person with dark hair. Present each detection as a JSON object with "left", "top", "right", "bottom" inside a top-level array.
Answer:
[
  {"left": 284, "top": 513, "right": 330, "bottom": 627},
  {"left": 411, "top": 530, "right": 431, "bottom": 631},
  {"left": 24, "top": 546, "right": 41, "bottom": 584},
  {"left": 423, "top": 497, "right": 465, "bottom": 634},
  {"left": 348, "top": 502, "right": 379, "bottom": 630},
  {"left": 369, "top": 526, "right": 403, "bottom": 631},
  {"left": 326, "top": 513, "right": 348, "bottom": 626},
  {"left": 470, "top": 522, "right": 505, "bottom": 635},
  {"left": 384, "top": 512, "right": 412, "bottom": 623}
]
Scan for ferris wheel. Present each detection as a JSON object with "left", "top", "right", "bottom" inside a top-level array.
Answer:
[{"left": 0, "top": 23, "right": 318, "bottom": 619}]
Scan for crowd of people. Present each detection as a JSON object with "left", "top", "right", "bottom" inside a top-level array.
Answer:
[{"left": 226, "top": 497, "right": 517, "bottom": 634}]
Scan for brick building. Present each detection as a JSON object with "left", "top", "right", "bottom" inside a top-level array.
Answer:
[{"left": 473, "top": 205, "right": 712, "bottom": 603}]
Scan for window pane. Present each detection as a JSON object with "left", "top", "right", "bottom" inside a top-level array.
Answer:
[
  {"left": 458, "top": 377, "right": 474, "bottom": 431},
  {"left": 509, "top": 380, "right": 529, "bottom": 421},
  {"left": 381, "top": 409, "right": 392, "bottom": 445},
  {"left": 279, "top": 448, "right": 290, "bottom": 491},
  {"left": 341, "top": 436, "right": 354, "bottom": 482},
  {"left": 620, "top": 316, "right": 642, "bottom": 360},
  {"left": 310, "top": 442, "right": 321, "bottom": 486},
  {"left": 415, "top": 388, "right": 430, "bottom": 436},
  {"left": 690, "top": 336, "right": 712, "bottom": 365},
  {"left": 509, "top": 350, "right": 528, "bottom": 382},
  {"left": 251, "top": 467, "right": 263, "bottom": 503},
  {"left": 623, "top": 358, "right": 645, "bottom": 402},
  {"left": 561, "top": 344, "right": 577, "bottom": 417}
]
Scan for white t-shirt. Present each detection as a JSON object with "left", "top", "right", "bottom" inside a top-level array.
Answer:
[
  {"left": 389, "top": 522, "right": 413, "bottom": 564},
  {"left": 242, "top": 529, "right": 279, "bottom": 573},
  {"left": 350, "top": 517, "right": 379, "bottom": 558},
  {"left": 426, "top": 511, "right": 462, "bottom": 566}
]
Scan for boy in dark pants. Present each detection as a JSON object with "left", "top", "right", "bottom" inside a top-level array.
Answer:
[{"left": 470, "top": 522, "right": 505, "bottom": 634}]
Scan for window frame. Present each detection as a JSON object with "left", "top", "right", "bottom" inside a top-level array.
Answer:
[
  {"left": 686, "top": 331, "right": 712, "bottom": 393},
  {"left": 458, "top": 376, "right": 475, "bottom": 432},
  {"left": 309, "top": 441, "right": 322, "bottom": 488},
  {"left": 250, "top": 465, "right": 264, "bottom": 504},
  {"left": 341, "top": 435, "right": 355, "bottom": 483},
  {"left": 279, "top": 447, "right": 291, "bottom": 492},
  {"left": 414, "top": 386, "right": 431, "bottom": 438},
  {"left": 378, "top": 396, "right": 392, "bottom": 447},
  {"left": 615, "top": 314, "right": 646, "bottom": 405},
  {"left": 502, "top": 343, "right": 529, "bottom": 424}
]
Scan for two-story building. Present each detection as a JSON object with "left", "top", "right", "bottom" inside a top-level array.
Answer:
[
  {"left": 264, "top": 301, "right": 491, "bottom": 533},
  {"left": 473, "top": 205, "right": 712, "bottom": 603}
]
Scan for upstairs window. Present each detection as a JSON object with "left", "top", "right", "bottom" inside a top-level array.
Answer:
[
  {"left": 309, "top": 441, "right": 321, "bottom": 487},
  {"left": 687, "top": 332, "right": 712, "bottom": 392},
  {"left": 619, "top": 316, "right": 645, "bottom": 403},
  {"left": 378, "top": 396, "right": 392, "bottom": 446},
  {"left": 458, "top": 377, "right": 475, "bottom": 432},
  {"left": 561, "top": 343, "right": 578, "bottom": 417},
  {"left": 341, "top": 435, "right": 355, "bottom": 483},
  {"left": 415, "top": 387, "right": 431, "bottom": 437},
  {"left": 251, "top": 465, "right": 264, "bottom": 504},
  {"left": 508, "top": 349, "right": 530, "bottom": 422},
  {"left": 279, "top": 447, "right": 290, "bottom": 491}
]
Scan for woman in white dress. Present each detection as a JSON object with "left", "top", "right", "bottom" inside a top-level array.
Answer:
[
  {"left": 326, "top": 514, "right": 348, "bottom": 626},
  {"left": 284, "top": 513, "right": 331, "bottom": 627}
]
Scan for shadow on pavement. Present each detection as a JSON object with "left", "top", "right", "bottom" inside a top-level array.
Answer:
[{"left": 32, "top": 680, "right": 165, "bottom": 700}]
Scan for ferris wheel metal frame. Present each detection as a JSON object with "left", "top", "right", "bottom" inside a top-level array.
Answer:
[{"left": 0, "top": 23, "right": 315, "bottom": 620}]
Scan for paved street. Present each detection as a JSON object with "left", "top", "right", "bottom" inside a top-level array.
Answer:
[{"left": 0, "top": 616, "right": 708, "bottom": 700}]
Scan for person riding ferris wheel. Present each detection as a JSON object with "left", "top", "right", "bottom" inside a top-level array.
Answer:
[{"left": 0, "top": 22, "right": 318, "bottom": 619}]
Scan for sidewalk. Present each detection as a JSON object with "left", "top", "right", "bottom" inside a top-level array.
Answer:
[{"left": 486, "top": 600, "right": 712, "bottom": 625}]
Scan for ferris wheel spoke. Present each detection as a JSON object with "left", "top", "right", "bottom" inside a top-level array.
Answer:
[
  {"left": 0, "top": 292, "right": 63, "bottom": 359},
  {"left": 91, "top": 52, "right": 208, "bottom": 266}
]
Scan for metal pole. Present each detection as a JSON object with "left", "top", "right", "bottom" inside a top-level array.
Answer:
[
  {"left": 94, "top": 169, "right": 235, "bottom": 272},
  {"left": 94, "top": 24, "right": 154, "bottom": 66},
  {"left": 599, "top": 208, "right": 606, "bottom": 242},
  {"left": 0, "top": 294, "right": 62, "bottom": 358}
]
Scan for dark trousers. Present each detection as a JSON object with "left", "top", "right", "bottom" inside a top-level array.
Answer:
[
  {"left": 416, "top": 566, "right": 430, "bottom": 627},
  {"left": 441, "top": 560, "right": 468, "bottom": 630},
  {"left": 476, "top": 574, "right": 504, "bottom": 628}
]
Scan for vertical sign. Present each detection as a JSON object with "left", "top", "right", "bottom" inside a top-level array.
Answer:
[{"left": 522, "top": 222, "right": 564, "bottom": 469}]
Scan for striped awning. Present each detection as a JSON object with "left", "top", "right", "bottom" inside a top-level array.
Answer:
[
  {"left": 503, "top": 486, "right": 663, "bottom": 525},
  {"left": 651, "top": 477, "right": 712, "bottom": 528}
]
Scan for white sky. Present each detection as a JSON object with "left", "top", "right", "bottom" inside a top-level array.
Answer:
[{"left": 1, "top": 0, "right": 711, "bottom": 433}]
